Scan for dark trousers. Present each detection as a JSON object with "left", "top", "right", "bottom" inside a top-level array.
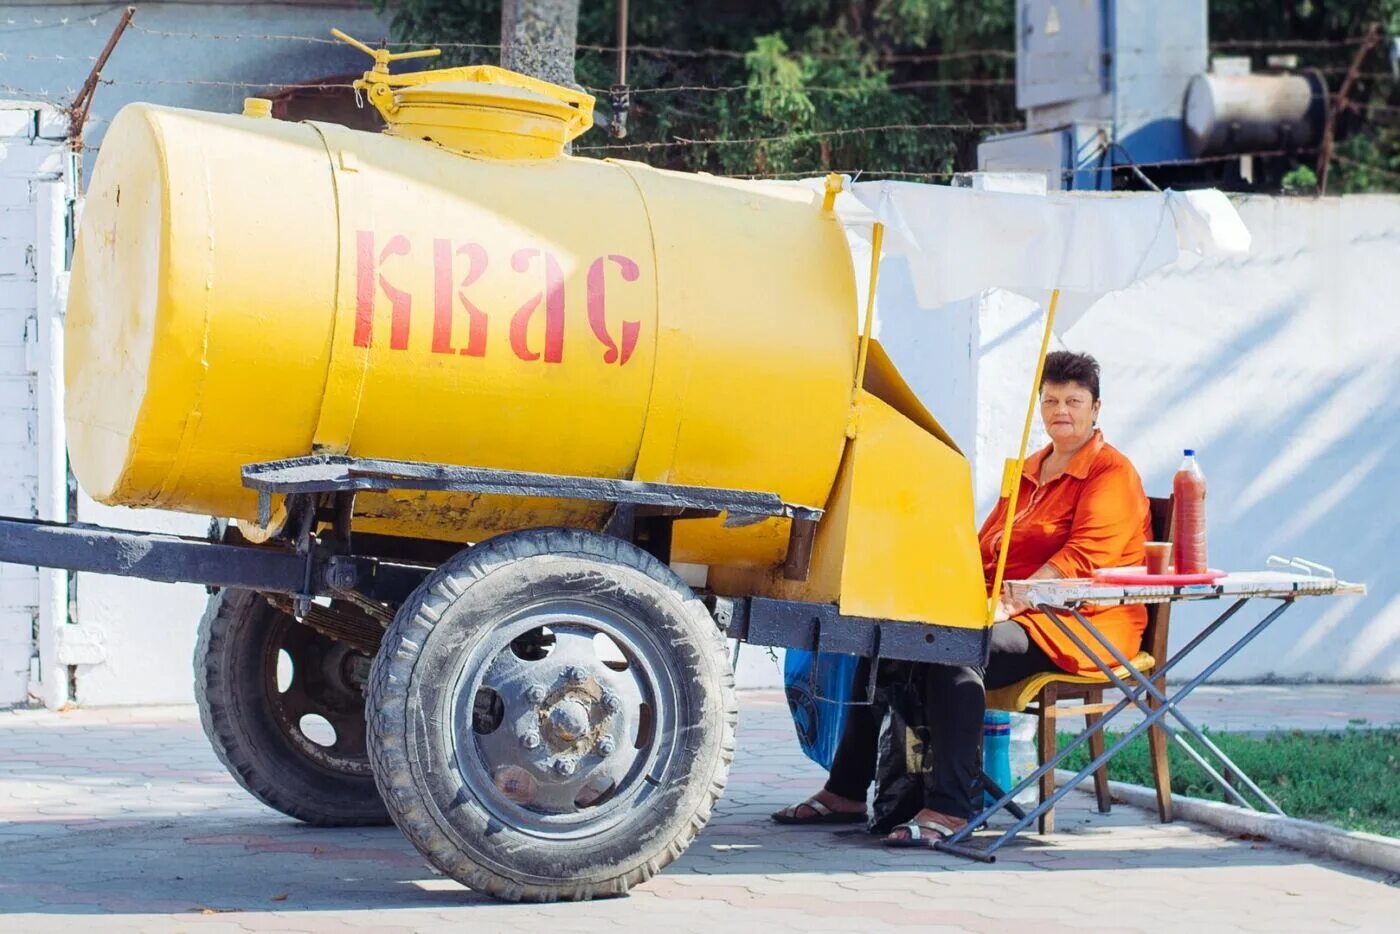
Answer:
[{"left": 824, "top": 620, "right": 1057, "bottom": 819}]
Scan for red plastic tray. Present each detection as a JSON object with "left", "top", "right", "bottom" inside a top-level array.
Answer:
[{"left": 1091, "top": 567, "right": 1227, "bottom": 586}]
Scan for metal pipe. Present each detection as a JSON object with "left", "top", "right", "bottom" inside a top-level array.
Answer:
[{"left": 616, "top": 0, "right": 629, "bottom": 86}]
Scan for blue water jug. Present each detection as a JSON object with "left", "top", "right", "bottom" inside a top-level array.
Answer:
[{"left": 982, "top": 709, "right": 1012, "bottom": 806}]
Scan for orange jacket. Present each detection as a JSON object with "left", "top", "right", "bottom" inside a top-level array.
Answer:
[{"left": 978, "top": 430, "right": 1151, "bottom": 675}]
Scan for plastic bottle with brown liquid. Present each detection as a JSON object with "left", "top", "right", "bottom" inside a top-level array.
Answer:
[{"left": 1172, "top": 449, "right": 1208, "bottom": 574}]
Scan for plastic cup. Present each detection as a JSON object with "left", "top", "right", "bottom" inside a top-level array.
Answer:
[{"left": 1145, "top": 541, "right": 1172, "bottom": 575}]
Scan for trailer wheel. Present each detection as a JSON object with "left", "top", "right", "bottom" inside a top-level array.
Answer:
[
  {"left": 195, "top": 589, "right": 389, "bottom": 826},
  {"left": 367, "top": 529, "right": 737, "bottom": 902}
]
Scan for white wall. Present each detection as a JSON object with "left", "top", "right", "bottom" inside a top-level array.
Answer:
[
  {"left": 902, "top": 193, "right": 1399, "bottom": 682},
  {"left": 71, "top": 498, "right": 211, "bottom": 706},
  {"left": 0, "top": 102, "right": 68, "bottom": 706}
]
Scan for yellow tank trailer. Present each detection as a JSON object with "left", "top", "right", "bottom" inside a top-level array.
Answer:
[{"left": 50, "top": 33, "right": 990, "bottom": 901}]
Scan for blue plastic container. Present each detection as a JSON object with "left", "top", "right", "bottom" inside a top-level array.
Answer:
[{"left": 982, "top": 709, "right": 1012, "bottom": 806}]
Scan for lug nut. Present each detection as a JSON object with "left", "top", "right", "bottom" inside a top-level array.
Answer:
[
  {"left": 601, "top": 692, "right": 622, "bottom": 713},
  {"left": 553, "top": 756, "right": 578, "bottom": 777},
  {"left": 564, "top": 665, "right": 588, "bottom": 685},
  {"left": 525, "top": 684, "right": 547, "bottom": 705},
  {"left": 596, "top": 734, "right": 616, "bottom": 757},
  {"left": 520, "top": 729, "right": 541, "bottom": 750}
]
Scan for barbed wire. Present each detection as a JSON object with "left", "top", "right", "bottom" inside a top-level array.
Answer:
[
  {"left": 1332, "top": 154, "right": 1400, "bottom": 181},
  {"left": 740, "top": 148, "right": 1319, "bottom": 183},
  {"left": 736, "top": 168, "right": 957, "bottom": 180},
  {"left": 0, "top": 7, "right": 126, "bottom": 32},
  {"left": 2, "top": 63, "right": 1367, "bottom": 99},
  {"left": 585, "top": 76, "right": 1021, "bottom": 96},
  {"left": 575, "top": 121, "right": 1024, "bottom": 154},
  {"left": 1211, "top": 37, "right": 1372, "bottom": 49},
  {"left": 15, "top": 22, "right": 1378, "bottom": 60}
]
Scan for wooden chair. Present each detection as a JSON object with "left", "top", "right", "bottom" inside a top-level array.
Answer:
[{"left": 985, "top": 496, "right": 1175, "bottom": 833}]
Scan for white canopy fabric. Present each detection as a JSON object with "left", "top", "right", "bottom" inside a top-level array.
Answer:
[
  {"left": 770, "top": 177, "right": 1252, "bottom": 334},
  {"left": 846, "top": 181, "right": 1251, "bottom": 332}
]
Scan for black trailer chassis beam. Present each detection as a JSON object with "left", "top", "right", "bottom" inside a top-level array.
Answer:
[
  {"left": 0, "top": 519, "right": 990, "bottom": 667},
  {"left": 0, "top": 516, "right": 424, "bottom": 604},
  {"left": 714, "top": 596, "right": 991, "bottom": 667}
]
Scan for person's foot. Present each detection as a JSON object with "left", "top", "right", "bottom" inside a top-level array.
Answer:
[
  {"left": 770, "top": 789, "right": 866, "bottom": 823},
  {"left": 884, "top": 808, "right": 967, "bottom": 846}
]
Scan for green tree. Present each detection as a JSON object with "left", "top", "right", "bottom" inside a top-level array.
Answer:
[
  {"left": 376, "top": 1, "right": 1399, "bottom": 191},
  {"left": 376, "top": 1, "right": 1016, "bottom": 178}
]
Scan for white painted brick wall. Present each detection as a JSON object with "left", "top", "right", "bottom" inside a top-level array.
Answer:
[{"left": 0, "top": 103, "right": 59, "bottom": 706}]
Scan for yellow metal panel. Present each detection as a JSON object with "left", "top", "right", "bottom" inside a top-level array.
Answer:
[
  {"left": 709, "top": 391, "right": 986, "bottom": 629},
  {"left": 837, "top": 392, "right": 985, "bottom": 626}
]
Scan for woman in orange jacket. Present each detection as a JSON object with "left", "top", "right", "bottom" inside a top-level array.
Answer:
[{"left": 773, "top": 351, "right": 1150, "bottom": 845}]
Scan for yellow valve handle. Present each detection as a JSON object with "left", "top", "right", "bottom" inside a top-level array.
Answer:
[
  {"left": 332, "top": 28, "right": 442, "bottom": 74},
  {"left": 332, "top": 27, "right": 596, "bottom": 142}
]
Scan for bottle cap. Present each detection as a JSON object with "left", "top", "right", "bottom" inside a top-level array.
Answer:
[{"left": 1184, "top": 448, "right": 1195, "bottom": 456}]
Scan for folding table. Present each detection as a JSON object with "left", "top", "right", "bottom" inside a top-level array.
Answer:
[{"left": 935, "top": 563, "right": 1367, "bottom": 862}]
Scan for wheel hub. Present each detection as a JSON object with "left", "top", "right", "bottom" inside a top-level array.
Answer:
[
  {"left": 449, "top": 606, "right": 675, "bottom": 836},
  {"left": 545, "top": 698, "right": 591, "bottom": 745}
]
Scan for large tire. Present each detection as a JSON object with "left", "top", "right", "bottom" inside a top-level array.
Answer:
[
  {"left": 196, "top": 589, "right": 390, "bottom": 826},
  {"left": 367, "top": 529, "right": 737, "bottom": 902}
]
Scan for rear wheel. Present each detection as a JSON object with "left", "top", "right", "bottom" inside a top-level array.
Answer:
[
  {"left": 195, "top": 589, "right": 389, "bottom": 826},
  {"left": 367, "top": 528, "right": 736, "bottom": 902}
]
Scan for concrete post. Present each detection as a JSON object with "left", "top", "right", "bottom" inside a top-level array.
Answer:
[{"left": 499, "top": 0, "right": 581, "bottom": 89}]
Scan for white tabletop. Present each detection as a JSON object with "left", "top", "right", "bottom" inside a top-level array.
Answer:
[{"left": 1005, "top": 570, "right": 1367, "bottom": 608}]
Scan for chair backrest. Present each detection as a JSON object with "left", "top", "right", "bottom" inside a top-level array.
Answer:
[{"left": 1144, "top": 495, "right": 1174, "bottom": 664}]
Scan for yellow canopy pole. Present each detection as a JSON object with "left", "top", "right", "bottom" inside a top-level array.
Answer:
[
  {"left": 845, "top": 221, "right": 884, "bottom": 439},
  {"left": 854, "top": 221, "right": 885, "bottom": 397},
  {"left": 985, "top": 287, "right": 1060, "bottom": 623}
]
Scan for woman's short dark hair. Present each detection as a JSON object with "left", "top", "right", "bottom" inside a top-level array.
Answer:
[{"left": 1041, "top": 350, "right": 1100, "bottom": 401}]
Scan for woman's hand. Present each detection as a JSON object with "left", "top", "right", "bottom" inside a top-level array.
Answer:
[{"left": 994, "top": 593, "right": 1028, "bottom": 622}]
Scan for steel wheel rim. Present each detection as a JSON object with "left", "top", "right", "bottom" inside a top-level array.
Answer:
[
  {"left": 444, "top": 597, "right": 681, "bottom": 841},
  {"left": 260, "top": 609, "right": 374, "bottom": 775}
]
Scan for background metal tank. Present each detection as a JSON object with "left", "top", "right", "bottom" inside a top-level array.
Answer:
[{"left": 64, "top": 73, "right": 859, "bottom": 569}]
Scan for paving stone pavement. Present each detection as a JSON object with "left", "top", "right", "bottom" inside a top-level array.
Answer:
[{"left": 1, "top": 692, "right": 1397, "bottom": 933}]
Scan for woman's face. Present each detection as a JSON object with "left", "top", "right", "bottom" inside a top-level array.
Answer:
[{"left": 1040, "top": 379, "right": 1099, "bottom": 447}]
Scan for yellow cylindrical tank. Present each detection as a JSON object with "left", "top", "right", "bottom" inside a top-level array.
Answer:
[{"left": 65, "top": 80, "right": 859, "bottom": 569}]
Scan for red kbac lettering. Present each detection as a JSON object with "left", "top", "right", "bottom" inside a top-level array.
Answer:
[
  {"left": 355, "top": 234, "right": 643, "bottom": 365},
  {"left": 353, "top": 230, "right": 412, "bottom": 350},
  {"left": 455, "top": 243, "right": 489, "bottom": 357},
  {"left": 586, "top": 254, "right": 642, "bottom": 365},
  {"left": 431, "top": 240, "right": 490, "bottom": 356},
  {"left": 509, "top": 248, "right": 565, "bottom": 364}
]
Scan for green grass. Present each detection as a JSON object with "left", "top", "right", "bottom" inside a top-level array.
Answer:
[{"left": 1057, "top": 727, "right": 1400, "bottom": 837}]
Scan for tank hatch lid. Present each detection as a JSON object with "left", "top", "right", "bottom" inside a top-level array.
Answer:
[{"left": 387, "top": 79, "right": 587, "bottom": 159}]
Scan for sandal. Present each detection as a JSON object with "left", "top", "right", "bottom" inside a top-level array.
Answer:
[
  {"left": 771, "top": 797, "right": 867, "bottom": 825},
  {"left": 884, "top": 816, "right": 961, "bottom": 848}
]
